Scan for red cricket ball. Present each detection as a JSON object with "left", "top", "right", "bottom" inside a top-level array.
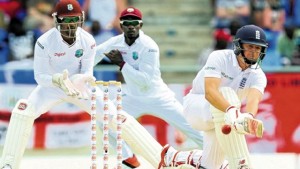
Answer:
[{"left": 222, "top": 124, "right": 231, "bottom": 135}]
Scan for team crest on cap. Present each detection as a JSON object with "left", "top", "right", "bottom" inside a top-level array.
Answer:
[
  {"left": 127, "top": 8, "right": 134, "bottom": 12},
  {"left": 255, "top": 30, "right": 260, "bottom": 39},
  {"left": 132, "top": 51, "right": 138, "bottom": 60},
  {"left": 67, "top": 4, "right": 73, "bottom": 11},
  {"left": 75, "top": 49, "right": 83, "bottom": 58}
]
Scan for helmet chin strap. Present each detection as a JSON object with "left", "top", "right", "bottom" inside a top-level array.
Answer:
[{"left": 240, "top": 51, "right": 257, "bottom": 65}]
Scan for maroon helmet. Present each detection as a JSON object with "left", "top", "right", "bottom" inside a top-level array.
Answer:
[{"left": 52, "top": 0, "right": 84, "bottom": 38}]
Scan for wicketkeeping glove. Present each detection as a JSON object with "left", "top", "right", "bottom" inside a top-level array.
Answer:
[
  {"left": 52, "top": 69, "right": 80, "bottom": 97},
  {"left": 70, "top": 74, "right": 96, "bottom": 99}
]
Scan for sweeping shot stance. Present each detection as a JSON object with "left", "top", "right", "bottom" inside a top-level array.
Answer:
[
  {"left": 95, "top": 6, "right": 203, "bottom": 150},
  {"left": 159, "top": 25, "right": 269, "bottom": 169}
]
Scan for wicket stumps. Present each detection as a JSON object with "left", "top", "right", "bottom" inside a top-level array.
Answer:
[{"left": 90, "top": 81, "right": 123, "bottom": 169}]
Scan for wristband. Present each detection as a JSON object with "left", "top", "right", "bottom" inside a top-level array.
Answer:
[
  {"left": 119, "top": 61, "right": 125, "bottom": 71},
  {"left": 225, "top": 105, "right": 235, "bottom": 112},
  {"left": 247, "top": 112, "right": 254, "bottom": 118}
]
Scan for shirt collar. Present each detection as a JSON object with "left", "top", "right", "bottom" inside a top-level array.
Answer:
[
  {"left": 122, "top": 30, "right": 144, "bottom": 46},
  {"left": 231, "top": 52, "right": 260, "bottom": 73}
]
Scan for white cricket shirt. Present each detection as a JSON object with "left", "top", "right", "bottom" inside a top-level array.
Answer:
[
  {"left": 34, "top": 27, "right": 96, "bottom": 87},
  {"left": 190, "top": 49, "right": 267, "bottom": 100},
  {"left": 95, "top": 30, "right": 175, "bottom": 99}
]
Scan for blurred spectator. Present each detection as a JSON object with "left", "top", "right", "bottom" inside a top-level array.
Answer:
[
  {"left": 82, "top": 0, "right": 127, "bottom": 35},
  {"left": 261, "top": 29, "right": 282, "bottom": 68},
  {"left": 89, "top": 20, "right": 115, "bottom": 44},
  {"left": 87, "top": 20, "right": 115, "bottom": 65},
  {"left": 229, "top": 18, "right": 243, "bottom": 36},
  {"left": 0, "top": 0, "right": 26, "bottom": 20},
  {"left": 25, "top": 0, "right": 55, "bottom": 33},
  {"left": 283, "top": 0, "right": 300, "bottom": 28},
  {"left": 251, "top": 0, "right": 285, "bottom": 31},
  {"left": 0, "top": 10, "right": 8, "bottom": 64},
  {"left": 277, "top": 24, "right": 297, "bottom": 66},
  {"left": 198, "top": 29, "right": 231, "bottom": 69},
  {"left": 250, "top": 0, "right": 267, "bottom": 27},
  {"left": 7, "top": 17, "right": 34, "bottom": 61},
  {"left": 213, "top": 0, "right": 250, "bottom": 28},
  {"left": 290, "top": 31, "right": 300, "bottom": 65},
  {"left": 227, "top": 18, "right": 243, "bottom": 47}
]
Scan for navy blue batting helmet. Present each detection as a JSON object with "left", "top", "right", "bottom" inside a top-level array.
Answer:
[{"left": 233, "top": 25, "right": 268, "bottom": 62}]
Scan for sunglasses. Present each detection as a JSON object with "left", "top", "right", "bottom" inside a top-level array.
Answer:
[
  {"left": 59, "top": 16, "right": 80, "bottom": 23},
  {"left": 120, "top": 20, "right": 142, "bottom": 26}
]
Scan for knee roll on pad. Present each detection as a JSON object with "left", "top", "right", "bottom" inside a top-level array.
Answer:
[
  {"left": 12, "top": 99, "right": 36, "bottom": 117},
  {"left": 0, "top": 99, "right": 36, "bottom": 169}
]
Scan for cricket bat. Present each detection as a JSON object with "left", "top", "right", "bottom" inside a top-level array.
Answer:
[{"left": 235, "top": 117, "right": 264, "bottom": 138}]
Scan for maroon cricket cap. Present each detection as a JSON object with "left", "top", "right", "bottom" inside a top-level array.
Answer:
[
  {"left": 120, "top": 7, "right": 142, "bottom": 20},
  {"left": 54, "top": 0, "right": 82, "bottom": 17}
]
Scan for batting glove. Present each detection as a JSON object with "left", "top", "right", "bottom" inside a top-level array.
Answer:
[
  {"left": 224, "top": 106, "right": 241, "bottom": 125},
  {"left": 233, "top": 112, "right": 254, "bottom": 134},
  {"left": 52, "top": 69, "right": 80, "bottom": 97}
]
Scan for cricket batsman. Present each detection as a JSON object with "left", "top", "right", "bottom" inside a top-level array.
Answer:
[{"left": 159, "top": 25, "right": 268, "bottom": 169}]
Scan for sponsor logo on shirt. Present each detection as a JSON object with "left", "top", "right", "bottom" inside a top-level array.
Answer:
[
  {"left": 148, "top": 49, "right": 157, "bottom": 52},
  {"left": 221, "top": 72, "right": 233, "bottom": 80},
  {"left": 204, "top": 66, "right": 216, "bottom": 70},
  {"left": 75, "top": 49, "right": 83, "bottom": 58},
  {"left": 132, "top": 51, "right": 138, "bottom": 60},
  {"left": 54, "top": 52, "right": 66, "bottom": 57}
]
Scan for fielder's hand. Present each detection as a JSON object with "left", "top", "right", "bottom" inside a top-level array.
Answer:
[
  {"left": 70, "top": 74, "right": 96, "bottom": 99},
  {"left": 224, "top": 105, "right": 240, "bottom": 125},
  {"left": 104, "top": 49, "right": 125, "bottom": 67},
  {"left": 52, "top": 69, "right": 80, "bottom": 97}
]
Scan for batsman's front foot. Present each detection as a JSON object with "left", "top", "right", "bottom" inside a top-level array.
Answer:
[{"left": 122, "top": 154, "right": 140, "bottom": 168}]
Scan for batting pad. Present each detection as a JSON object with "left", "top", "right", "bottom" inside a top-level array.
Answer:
[
  {"left": 211, "top": 87, "right": 252, "bottom": 169},
  {"left": 110, "top": 111, "right": 162, "bottom": 168},
  {"left": 1, "top": 99, "right": 36, "bottom": 169}
]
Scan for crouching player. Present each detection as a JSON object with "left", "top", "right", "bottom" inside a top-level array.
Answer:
[
  {"left": 0, "top": 0, "right": 146, "bottom": 168},
  {"left": 159, "top": 25, "right": 268, "bottom": 169}
]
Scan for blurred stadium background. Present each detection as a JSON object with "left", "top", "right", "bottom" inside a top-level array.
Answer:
[{"left": 1, "top": 0, "right": 300, "bottom": 168}]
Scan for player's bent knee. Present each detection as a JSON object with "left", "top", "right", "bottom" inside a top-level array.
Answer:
[{"left": 12, "top": 99, "right": 36, "bottom": 118}]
